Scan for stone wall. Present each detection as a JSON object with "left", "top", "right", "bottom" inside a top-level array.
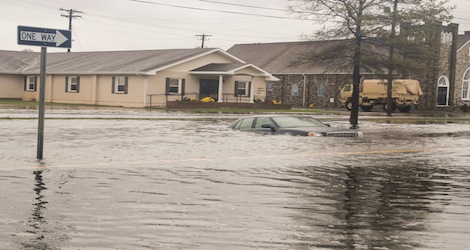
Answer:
[
  {"left": 266, "top": 74, "right": 351, "bottom": 108},
  {"left": 454, "top": 38, "right": 470, "bottom": 106}
]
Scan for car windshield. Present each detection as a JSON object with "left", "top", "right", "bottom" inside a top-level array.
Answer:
[{"left": 271, "top": 116, "right": 327, "bottom": 128}]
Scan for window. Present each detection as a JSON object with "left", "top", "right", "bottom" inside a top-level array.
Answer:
[
  {"left": 254, "top": 117, "right": 273, "bottom": 128},
  {"left": 317, "top": 83, "right": 326, "bottom": 96},
  {"left": 342, "top": 84, "right": 352, "bottom": 92},
  {"left": 25, "top": 76, "right": 37, "bottom": 92},
  {"left": 239, "top": 118, "right": 254, "bottom": 130},
  {"left": 165, "top": 78, "right": 185, "bottom": 95},
  {"left": 437, "top": 76, "right": 449, "bottom": 106},
  {"left": 234, "top": 81, "right": 250, "bottom": 96},
  {"left": 438, "top": 76, "right": 449, "bottom": 86},
  {"left": 291, "top": 83, "right": 299, "bottom": 96},
  {"left": 462, "top": 69, "right": 470, "bottom": 100},
  {"left": 112, "top": 76, "right": 128, "bottom": 94},
  {"left": 267, "top": 82, "right": 274, "bottom": 92},
  {"left": 440, "top": 31, "right": 453, "bottom": 45},
  {"left": 65, "top": 76, "right": 80, "bottom": 93}
]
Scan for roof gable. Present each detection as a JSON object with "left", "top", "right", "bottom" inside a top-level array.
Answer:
[{"left": 190, "top": 63, "right": 278, "bottom": 80}]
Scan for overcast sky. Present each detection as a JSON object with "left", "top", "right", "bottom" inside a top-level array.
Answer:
[{"left": 2, "top": 0, "right": 469, "bottom": 52}]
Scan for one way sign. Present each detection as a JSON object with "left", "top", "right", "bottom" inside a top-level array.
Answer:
[{"left": 18, "top": 26, "right": 72, "bottom": 48}]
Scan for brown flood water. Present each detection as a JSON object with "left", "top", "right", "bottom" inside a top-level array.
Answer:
[{"left": 1, "top": 109, "right": 470, "bottom": 249}]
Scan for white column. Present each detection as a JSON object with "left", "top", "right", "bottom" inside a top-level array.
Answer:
[
  {"left": 249, "top": 76, "right": 255, "bottom": 103},
  {"left": 218, "top": 75, "right": 223, "bottom": 103}
]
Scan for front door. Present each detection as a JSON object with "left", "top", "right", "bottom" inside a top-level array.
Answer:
[
  {"left": 199, "top": 79, "right": 219, "bottom": 101},
  {"left": 437, "top": 86, "right": 448, "bottom": 106}
]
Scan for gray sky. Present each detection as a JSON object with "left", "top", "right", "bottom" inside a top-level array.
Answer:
[{"left": 2, "top": 0, "right": 469, "bottom": 52}]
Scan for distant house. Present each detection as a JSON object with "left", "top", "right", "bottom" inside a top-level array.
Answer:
[
  {"left": 0, "top": 48, "right": 277, "bottom": 107},
  {"left": 228, "top": 25, "right": 470, "bottom": 110}
]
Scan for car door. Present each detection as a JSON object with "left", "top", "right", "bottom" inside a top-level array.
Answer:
[{"left": 253, "top": 117, "right": 274, "bottom": 134}]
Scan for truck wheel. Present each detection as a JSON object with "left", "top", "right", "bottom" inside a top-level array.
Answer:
[
  {"left": 383, "top": 102, "right": 397, "bottom": 112},
  {"left": 398, "top": 105, "right": 412, "bottom": 113},
  {"left": 345, "top": 100, "right": 352, "bottom": 111},
  {"left": 361, "top": 105, "right": 373, "bottom": 112}
]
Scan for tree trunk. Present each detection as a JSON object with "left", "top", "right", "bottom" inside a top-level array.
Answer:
[
  {"left": 349, "top": 1, "right": 364, "bottom": 129},
  {"left": 386, "top": 0, "right": 399, "bottom": 116}
]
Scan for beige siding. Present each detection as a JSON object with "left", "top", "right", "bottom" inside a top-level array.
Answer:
[
  {"left": 37, "top": 75, "right": 148, "bottom": 107},
  {"left": 95, "top": 75, "right": 146, "bottom": 107},
  {"left": 1, "top": 74, "right": 24, "bottom": 99}
]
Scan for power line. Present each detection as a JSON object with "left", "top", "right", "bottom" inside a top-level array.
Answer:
[
  {"left": 129, "top": 0, "right": 309, "bottom": 20},
  {"left": 197, "top": 0, "right": 288, "bottom": 12},
  {"left": 196, "top": 34, "right": 212, "bottom": 48},
  {"left": 60, "top": 8, "right": 83, "bottom": 52}
]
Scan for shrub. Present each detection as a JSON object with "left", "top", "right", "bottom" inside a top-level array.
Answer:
[{"left": 201, "top": 97, "right": 215, "bottom": 102}]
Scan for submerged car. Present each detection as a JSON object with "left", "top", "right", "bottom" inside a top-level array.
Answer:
[{"left": 230, "top": 115, "right": 363, "bottom": 137}]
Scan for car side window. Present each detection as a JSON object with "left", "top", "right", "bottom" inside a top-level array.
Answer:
[
  {"left": 254, "top": 117, "right": 272, "bottom": 128},
  {"left": 239, "top": 118, "right": 255, "bottom": 130}
]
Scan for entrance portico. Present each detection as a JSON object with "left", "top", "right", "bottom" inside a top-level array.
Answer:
[{"left": 191, "top": 63, "right": 278, "bottom": 103}]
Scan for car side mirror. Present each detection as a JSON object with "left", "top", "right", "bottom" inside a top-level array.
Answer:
[{"left": 261, "top": 124, "right": 276, "bottom": 132}]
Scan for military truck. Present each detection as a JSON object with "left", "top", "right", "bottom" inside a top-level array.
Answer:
[{"left": 340, "top": 79, "right": 423, "bottom": 113}]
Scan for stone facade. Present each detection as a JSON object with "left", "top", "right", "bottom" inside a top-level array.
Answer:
[
  {"left": 454, "top": 32, "right": 470, "bottom": 107},
  {"left": 266, "top": 74, "right": 351, "bottom": 108}
]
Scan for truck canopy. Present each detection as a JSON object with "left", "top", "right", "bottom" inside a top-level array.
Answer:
[{"left": 362, "top": 79, "right": 423, "bottom": 96}]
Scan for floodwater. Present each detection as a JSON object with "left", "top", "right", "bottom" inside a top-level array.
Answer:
[{"left": 1, "top": 109, "right": 470, "bottom": 250}]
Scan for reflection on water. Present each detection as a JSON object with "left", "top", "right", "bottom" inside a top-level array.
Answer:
[
  {"left": 20, "top": 170, "right": 56, "bottom": 250},
  {"left": 0, "top": 113, "right": 470, "bottom": 249},
  {"left": 286, "top": 158, "right": 453, "bottom": 249}
]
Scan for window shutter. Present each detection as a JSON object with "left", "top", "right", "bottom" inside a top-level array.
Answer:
[
  {"left": 165, "top": 78, "right": 170, "bottom": 95},
  {"left": 34, "top": 76, "right": 38, "bottom": 91},
  {"left": 65, "top": 76, "right": 69, "bottom": 92},
  {"left": 124, "top": 77, "right": 128, "bottom": 94},
  {"left": 234, "top": 81, "right": 239, "bottom": 97},
  {"left": 112, "top": 77, "right": 115, "bottom": 94},
  {"left": 24, "top": 76, "right": 27, "bottom": 91},
  {"left": 181, "top": 79, "right": 185, "bottom": 96},
  {"left": 247, "top": 82, "right": 251, "bottom": 96},
  {"left": 76, "top": 77, "right": 80, "bottom": 93}
]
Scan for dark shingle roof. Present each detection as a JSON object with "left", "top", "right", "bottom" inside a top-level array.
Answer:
[
  {"left": 457, "top": 33, "right": 470, "bottom": 52},
  {"left": 0, "top": 48, "right": 219, "bottom": 75},
  {"left": 0, "top": 50, "right": 40, "bottom": 73},
  {"left": 227, "top": 40, "right": 357, "bottom": 75}
]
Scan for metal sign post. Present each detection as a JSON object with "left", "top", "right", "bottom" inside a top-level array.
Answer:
[
  {"left": 17, "top": 25, "right": 71, "bottom": 159},
  {"left": 37, "top": 47, "right": 47, "bottom": 159}
]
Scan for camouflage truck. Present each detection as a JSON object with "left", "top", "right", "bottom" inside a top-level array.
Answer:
[{"left": 340, "top": 79, "right": 423, "bottom": 113}]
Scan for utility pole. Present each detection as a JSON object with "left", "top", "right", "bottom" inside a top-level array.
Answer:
[
  {"left": 60, "top": 8, "right": 82, "bottom": 52},
  {"left": 195, "top": 34, "right": 212, "bottom": 48}
]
